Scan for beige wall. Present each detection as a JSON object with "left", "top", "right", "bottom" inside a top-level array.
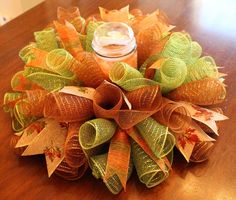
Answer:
[
  {"left": 0, "top": 0, "right": 44, "bottom": 21},
  {"left": 21, "top": 0, "right": 44, "bottom": 12}
]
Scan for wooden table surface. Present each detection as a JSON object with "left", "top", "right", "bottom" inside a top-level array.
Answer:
[{"left": 0, "top": 0, "right": 236, "bottom": 199}]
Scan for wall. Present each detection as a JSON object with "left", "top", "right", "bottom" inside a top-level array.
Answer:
[{"left": 0, "top": 0, "right": 44, "bottom": 25}]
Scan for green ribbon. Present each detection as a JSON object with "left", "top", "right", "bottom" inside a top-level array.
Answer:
[
  {"left": 46, "top": 49, "right": 76, "bottom": 78},
  {"left": 26, "top": 72, "right": 74, "bottom": 92},
  {"left": 189, "top": 41, "right": 202, "bottom": 64},
  {"left": 185, "top": 56, "right": 218, "bottom": 83},
  {"left": 90, "top": 153, "right": 133, "bottom": 194},
  {"left": 3, "top": 92, "right": 37, "bottom": 131},
  {"left": 139, "top": 54, "right": 160, "bottom": 76},
  {"left": 85, "top": 21, "right": 103, "bottom": 52},
  {"left": 109, "top": 62, "right": 158, "bottom": 91},
  {"left": 79, "top": 118, "right": 117, "bottom": 150},
  {"left": 34, "top": 28, "right": 59, "bottom": 52},
  {"left": 19, "top": 43, "right": 37, "bottom": 63},
  {"left": 136, "top": 117, "right": 175, "bottom": 158},
  {"left": 78, "top": 33, "right": 86, "bottom": 50},
  {"left": 153, "top": 57, "right": 187, "bottom": 93},
  {"left": 13, "top": 100, "right": 37, "bottom": 131},
  {"left": 159, "top": 32, "right": 203, "bottom": 66},
  {"left": 131, "top": 140, "right": 172, "bottom": 188},
  {"left": 10, "top": 71, "right": 29, "bottom": 90},
  {"left": 23, "top": 66, "right": 54, "bottom": 77},
  {"left": 3, "top": 92, "right": 23, "bottom": 114}
]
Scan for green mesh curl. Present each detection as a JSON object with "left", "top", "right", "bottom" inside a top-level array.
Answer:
[
  {"left": 90, "top": 153, "right": 133, "bottom": 194},
  {"left": 3, "top": 92, "right": 35, "bottom": 132},
  {"left": 34, "top": 28, "right": 59, "bottom": 52},
  {"left": 136, "top": 117, "right": 175, "bottom": 159},
  {"left": 46, "top": 49, "right": 76, "bottom": 78},
  {"left": 79, "top": 118, "right": 117, "bottom": 150},
  {"left": 161, "top": 32, "right": 192, "bottom": 64},
  {"left": 119, "top": 78, "right": 158, "bottom": 91},
  {"left": 10, "top": 71, "right": 26, "bottom": 90},
  {"left": 109, "top": 62, "right": 143, "bottom": 84},
  {"left": 79, "top": 33, "right": 86, "bottom": 50},
  {"left": 109, "top": 62, "right": 158, "bottom": 91},
  {"left": 185, "top": 56, "right": 219, "bottom": 83},
  {"left": 139, "top": 54, "right": 160, "bottom": 76},
  {"left": 131, "top": 140, "right": 170, "bottom": 188},
  {"left": 13, "top": 100, "right": 37, "bottom": 131},
  {"left": 12, "top": 117, "right": 25, "bottom": 132},
  {"left": 19, "top": 43, "right": 37, "bottom": 63},
  {"left": 3, "top": 92, "right": 23, "bottom": 114},
  {"left": 26, "top": 72, "right": 74, "bottom": 92},
  {"left": 189, "top": 41, "right": 202, "bottom": 64},
  {"left": 85, "top": 21, "right": 103, "bottom": 52},
  {"left": 153, "top": 57, "right": 187, "bottom": 93},
  {"left": 23, "top": 66, "right": 55, "bottom": 77}
]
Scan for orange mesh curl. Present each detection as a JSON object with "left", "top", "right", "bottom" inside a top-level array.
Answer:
[
  {"left": 55, "top": 159, "right": 88, "bottom": 180},
  {"left": 168, "top": 78, "right": 226, "bottom": 105},
  {"left": 65, "top": 122, "right": 87, "bottom": 168},
  {"left": 44, "top": 92, "right": 94, "bottom": 122},
  {"left": 24, "top": 89, "right": 48, "bottom": 117},
  {"left": 93, "top": 82, "right": 163, "bottom": 129},
  {"left": 104, "top": 129, "right": 131, "bottom": 190},
  {"left": 93, "top": 81, "right": 123, "bottom": 119},
  {"left": 57, "top": 7, "right": 80, "bottom": 23},
  {"left": 54, "top": 21, "right": 83, "bottom": 57},
  {"left": 125, "top": 85, "right": 162, "bottom": 111},
  {"left": 136, "top": 9, "right": 173, "bottom": 65},
  {"left": 99, "top": 6, "right": 129, "bottom": 23},
  {"left": 15, "top": 90, "right": 47, "bottom": 118},
  {"left": 130, "top": 9, "right": 143, "bottom": 18},
  {"left": 137, "top": 25, "right": 162, "bottom": 65},
  {"left": 153, "top": 98, "right": 191, "bottom": 134},
  {"left": 190, "top": 141, "right": 214, "bottom": 163},
  {"left": 72, "top": 52, "right": 106, "bottom": 88}
]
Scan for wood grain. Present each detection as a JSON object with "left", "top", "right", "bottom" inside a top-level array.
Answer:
[{"left": 0, "top": 0, "right": 236, "bottom": 199}]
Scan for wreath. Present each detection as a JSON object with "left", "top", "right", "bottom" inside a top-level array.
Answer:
[{"left": 3, "top": 6, "right": 227, "bottom": 194}]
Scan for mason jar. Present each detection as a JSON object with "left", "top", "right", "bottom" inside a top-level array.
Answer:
[{"left": 92, "top": 22, "right": 137, "bottom": 78}]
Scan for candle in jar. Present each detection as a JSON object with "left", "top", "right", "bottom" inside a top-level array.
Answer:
[{"left": 92, "top": 22, "right": 137, "bottom": 78}]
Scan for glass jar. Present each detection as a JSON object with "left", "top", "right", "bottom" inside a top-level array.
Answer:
[{"left": 92, "top": 22, "right": 137, "bottom": 77}]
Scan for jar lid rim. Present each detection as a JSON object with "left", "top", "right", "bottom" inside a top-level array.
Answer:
[{"left": 92, "top": 22, "right": 136, "bottom": 57}]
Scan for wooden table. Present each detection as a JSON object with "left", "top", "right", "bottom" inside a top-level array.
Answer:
[{"left": 0, "top": 0, "right": 236, "bottom": 199}]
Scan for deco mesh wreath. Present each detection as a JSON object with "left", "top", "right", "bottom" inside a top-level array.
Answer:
[{"left": 3, "top": 6, "right": 228, "bottom": 194}]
